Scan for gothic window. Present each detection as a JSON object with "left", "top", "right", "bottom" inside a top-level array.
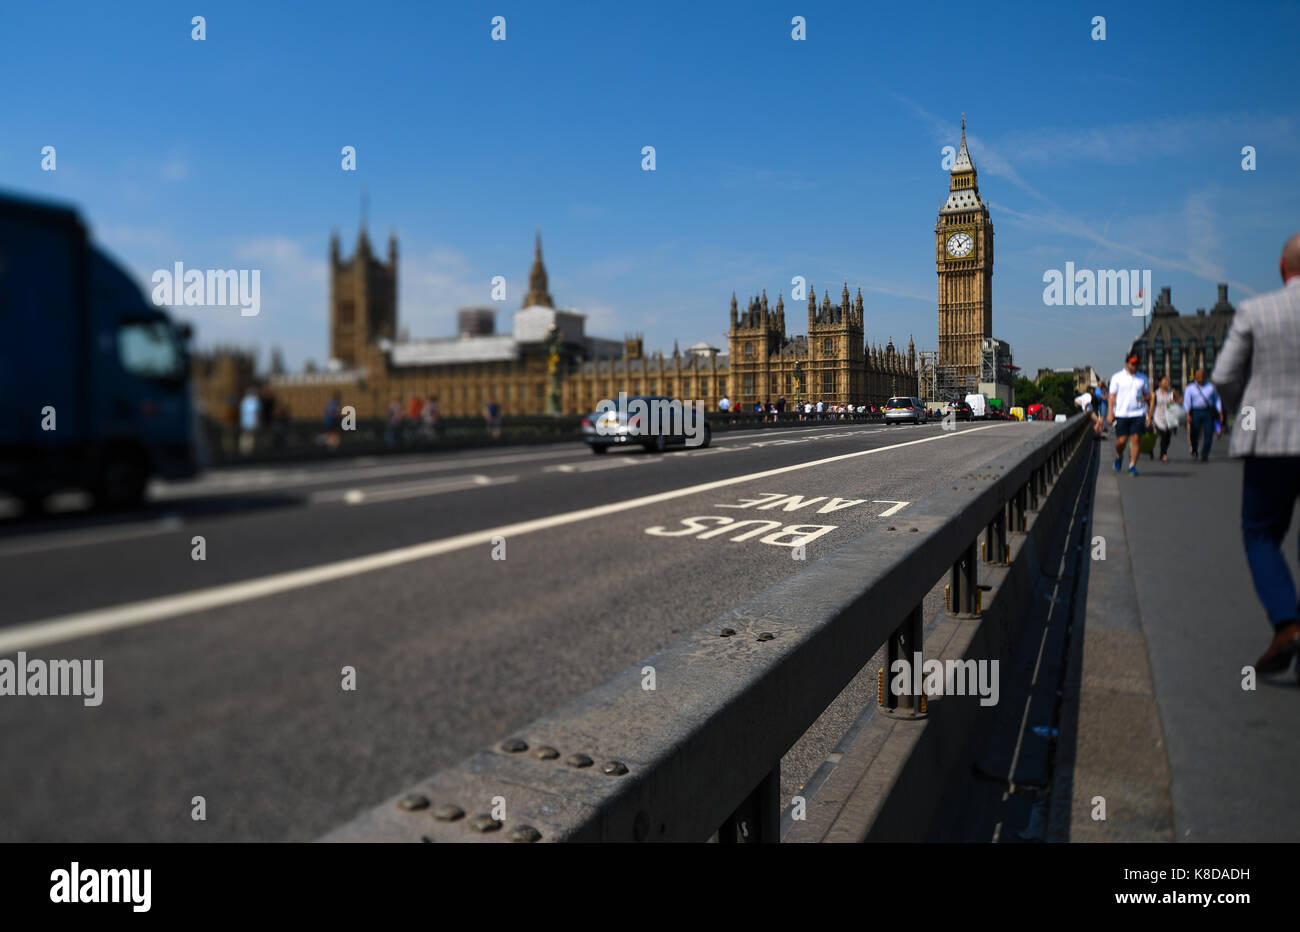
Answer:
[
  {"left": 742, "top": 375, "right": 754, "bottom": 395},
  {"left": 822, "top": 338, "right": 833, "bottom": 355},
  {"left": 718, "top": 379, "right": 726, "bottom": 396},
  {"left": 339, "top": 300, "right": 355, "bottom": 325},
  {"left": 1204, "top": 336, "right": 1216, "bottom": 369},
  {"left": 745, "top": 343, "right": 755, "bottom": 358},
  {"left": 821, "top": 372, "right": 835, "bottom": 395},
  {"left": 682, "top": 379, "right": 690, "bottom": 396},
  {"left": 1170, "top": 338, "right": 1182, "bottom": 389}
]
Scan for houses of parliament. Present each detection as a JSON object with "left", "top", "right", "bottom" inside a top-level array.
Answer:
[
  {"left": 195, "top": 121, "right": 1017, "bottom": 423},
  {"left": 194, "top": 231, "right": 922, "bottom": 424}
]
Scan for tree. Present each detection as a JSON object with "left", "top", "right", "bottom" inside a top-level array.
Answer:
[
  {"left": 1014, "top": 376, "right": 1041, "bottom": 406},
  {"left": 1037, "top": 372, "right": 1076, "bottom": 414}
]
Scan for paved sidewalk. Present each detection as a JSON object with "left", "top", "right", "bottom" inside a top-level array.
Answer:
[{"left": 1057, "top": 428, "right": 1300, "bottom": 841}]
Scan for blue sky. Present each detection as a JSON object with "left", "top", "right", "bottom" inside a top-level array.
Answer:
[{"left": 5, "top": 0, "right": 1298, "bottom": 377}]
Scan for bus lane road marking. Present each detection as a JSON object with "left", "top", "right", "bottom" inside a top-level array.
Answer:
[{"left": 0, "top": 425, "right": 1000, "bottom": 653}]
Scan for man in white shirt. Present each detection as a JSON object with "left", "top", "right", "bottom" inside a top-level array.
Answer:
[{"left": 1106, "top": 352, "right": 1153, "bottom": 476}]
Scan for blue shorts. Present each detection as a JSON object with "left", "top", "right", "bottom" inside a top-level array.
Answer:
[{"left": 1114, "top": 415, "right": 1145, "bottom": 437}]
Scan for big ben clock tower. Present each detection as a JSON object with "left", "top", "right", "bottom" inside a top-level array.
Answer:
[{"left": 936, "top": 115, "right": 993, "bottom": 390}]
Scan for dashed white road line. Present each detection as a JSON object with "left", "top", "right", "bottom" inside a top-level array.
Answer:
[
  {"left": 312, "top": 474, "right": 519, "bottom": 505},
  {"left": 0, "top": 424, "right": 1004, "bottom": 654}
]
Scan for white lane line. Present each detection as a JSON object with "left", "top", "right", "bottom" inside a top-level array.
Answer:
[
  {"left": 314, "top": 474, "right": 519, "bottom": 505},
  {"left": 873, "top": 500, "right": 910, "bottom": 517},
  {"left": 0, "top": 514, "right": 185, "bottom": 558},
  {"left": 0, "top": 425, "right": 1003, "bottom": 653},
  {"left": 544, "top": 457, "right": 662, "bottom": 474},
  {"left": 150, "top": 448, "right": 585, "bottom": 498}
]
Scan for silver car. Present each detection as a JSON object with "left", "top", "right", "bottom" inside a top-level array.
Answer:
[
  {"left": 580, "top": 395, "right": 712, "bottom": 454},
  {"left": 883, "top": 396, "right": 928, "bottom": 425}
]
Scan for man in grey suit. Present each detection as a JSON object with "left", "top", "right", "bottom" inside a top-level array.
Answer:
[{"left": 1212, "top": 232, "right": 1300, "bottom": 677}]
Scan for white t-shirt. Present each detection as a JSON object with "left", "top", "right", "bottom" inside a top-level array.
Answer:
[
  {"left": 1108, "top": 369, "right": 1150, "bottom": 418},
  {"left": 1074, "top": 393, "right": 1092, "bottom": 412}
]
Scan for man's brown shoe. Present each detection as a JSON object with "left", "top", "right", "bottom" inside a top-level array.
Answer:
[{"left": 1256, "top": 622, "right": 1300, "bottom": 674}]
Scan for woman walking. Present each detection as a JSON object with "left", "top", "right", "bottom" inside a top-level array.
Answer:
[{"left": 1152, "top": 375, "right": 1177, "bottom": 462}]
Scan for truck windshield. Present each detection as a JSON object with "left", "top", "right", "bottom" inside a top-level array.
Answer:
[{"left": 118, "top": 320, "right": 185, "bottom": 380}]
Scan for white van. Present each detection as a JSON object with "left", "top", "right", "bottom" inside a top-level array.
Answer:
[{"left": 964, "top": 393, "right": 989, "bottom": 420}]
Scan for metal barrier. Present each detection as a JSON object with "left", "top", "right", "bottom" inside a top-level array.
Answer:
[{"left": 322, "top": 415, "right": 1091, "bottom": 842}]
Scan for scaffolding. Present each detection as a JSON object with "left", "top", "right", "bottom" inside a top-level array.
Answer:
[
  {"left": 935, "top": 365, "right": 976, "bottom": 403},
  {"left": 980, "top": 337, "right": 1015, "bottom": 386}
]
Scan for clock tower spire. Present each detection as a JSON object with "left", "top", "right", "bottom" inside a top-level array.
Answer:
[{"left": 936, "top": 114, "right": 994, "bottom": 394}]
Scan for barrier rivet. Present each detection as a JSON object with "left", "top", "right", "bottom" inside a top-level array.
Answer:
[
  {"left": 535, "top": 746, "right": 560, "bottom": 760},
  {"left": 567, "top": 753, "right": 594, "bottom": 768},
  {"left": 602, "top": 761, "right": 629, "bottom": 776},
  {"left": 470, "top": 814, "right": 503, "bottom": 832},
  {"left": 720, "top": 628, "right": 736, "bottom": 637},
  {"left": 398, "top": 793, "right": 430, "bottom": 812},
  {"left": 433, "top": 804, "right": 465, "bottom": 822},
  {"left": 757, "top": 632, "right": 775, "bottom": 641},
  {"left": 509, "top": 825, "right": 543, "bottom": 843},
  {"left": 501, "top": 737, "right": 529, "bottom": 753}
]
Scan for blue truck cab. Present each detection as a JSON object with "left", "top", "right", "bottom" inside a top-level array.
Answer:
[{"left": 0, "top": 192, "right": 199, "bottom": 510}]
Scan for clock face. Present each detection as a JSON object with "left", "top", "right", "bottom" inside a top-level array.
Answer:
[{"left": 946, "top": 232, "right": 974, "bottom": 258}]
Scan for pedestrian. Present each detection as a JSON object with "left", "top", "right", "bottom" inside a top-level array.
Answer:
[
  {"left": 385, "top": 397, "right": 402, "bottom": 446},
  {"left": 1092, "top": 381, "right": 1108, "bottom": 437},
  {"left": 484, "top": 398, "right": 501, "bottom": 439},
  {"left": 1106, "top": 353, "right": 1152, "bottom": 476},
  {"left": 719, "top": 395, "right": 731, "bottom": 413},
  {"left": 1151, "top": 375, "right": 1178, "bottom": 463},
  {"left": 1074, "top": 387, "right": 1093, "bottom": 420},
  {"left": 322, "top": 392, "right": 342, "bottom": 450},
  {"left": 239, "top": 386, "right": 260, "bottom": 455},
  {"left": 1184, "top": 368, "right": 1223, "bottom": 462},
  {"left": 423, "top": 395, "right": 440, "bottom": 438},
  {"left": 1211, "top": 231, "right": 1300, "bottom": 678}
]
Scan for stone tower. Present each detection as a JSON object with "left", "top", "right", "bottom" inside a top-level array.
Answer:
[
  {"left": 329, "top": 227, "right": 397, "bottom": 368},
  {"left": 729, "top": 289, "right": 786, "bottom": 403},
  {"left": 936, "top": 115, "right": 994, "bottom": 387},
  {"left": 807, "top": 283, "right": 864, "bottom": 403}
]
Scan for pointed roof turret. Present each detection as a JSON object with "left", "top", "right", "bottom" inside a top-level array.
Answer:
[
  {"left": 941, "top": 113, "right": 985, "bottom": 214},
  {"left": 952, "top": 113, "right": 974, "bottom": 173},
  {"left": 522, "top": 230, "right": 555, "bottom": 308}
]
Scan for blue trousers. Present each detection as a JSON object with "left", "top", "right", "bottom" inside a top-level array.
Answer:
[
  {"left": 1190, "top": 407, "right": 1216, "bottom": 459},
  {"left": 1242, "top": 456, "right": 1300, "bottom": 628}
]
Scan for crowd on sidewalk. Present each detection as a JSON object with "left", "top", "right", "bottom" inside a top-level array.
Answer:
[{"left": 1077, "top": 232, "right": 1300, "bottom": 684}]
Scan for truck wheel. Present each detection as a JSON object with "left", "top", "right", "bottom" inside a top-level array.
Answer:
[
  {"left": 591, "top": 445, "right": 608, "bottom": 455},
  {"left": 95, "top": 449, "right": 148, "bottom": 510}
]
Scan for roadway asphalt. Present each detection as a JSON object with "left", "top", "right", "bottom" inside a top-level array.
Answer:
[{"left": 0, "top": 418, "right": 1047, "bottom": 841}]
